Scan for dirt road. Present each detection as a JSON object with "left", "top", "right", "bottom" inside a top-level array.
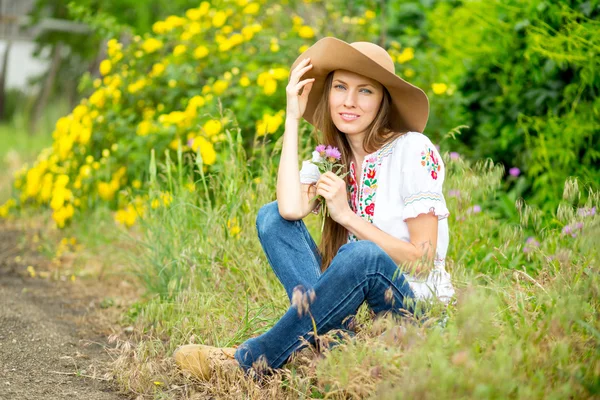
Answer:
[{"left": 0, "top": 224, "right": 126, "bottom": 400}]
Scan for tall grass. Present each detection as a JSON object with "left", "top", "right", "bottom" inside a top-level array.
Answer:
[{"left": 109, "top": 126, "right": 599, "bottom": 399}]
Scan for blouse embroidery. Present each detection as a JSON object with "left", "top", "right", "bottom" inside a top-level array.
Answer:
[
  {"left": 421, "top": 147, "right": 442, "bottom": 180},
  {"left": 346, "top": 138, "right": 399, "bottom": 242}
]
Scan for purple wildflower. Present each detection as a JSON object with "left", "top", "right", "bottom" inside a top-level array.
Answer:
[
  {"left": 187, "top": 138, "right": 194, "bottom": 147},
  {"left": 315, "top": 144, "right": 326, "bottom": 156},
  {"left": 523, "top": 236, "right": 540, "bottom": 253},
  {"left": 577, "top": 207, "right": 596, "bottom": 217},
  {"left": 450, "top": 152, "right": 460, "bottom": 160},
  {"left": 325, "top": 146, "right": 341, "bottom": 160},
  {"left": 448, "top": 189, "right": 461, "bottom": 198},
  {"left": 435, "top": 144, "right": 441, "bottom": 151},
  {"left": 471, "top": 205, "right": 481, "bottom": 214},
  {"left": 562, "top": 223, "right": 584, "bottom": 238},
  {"left": 509, "top": 167, "right": 520, "bottom": 177}
]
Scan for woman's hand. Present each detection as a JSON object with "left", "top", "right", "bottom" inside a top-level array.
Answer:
[
  {"left": 316, "top": 171, "right": 353, "bottom": 225},
  {"left": 286, "top": 58, "right": 316, "bottom": 122}
]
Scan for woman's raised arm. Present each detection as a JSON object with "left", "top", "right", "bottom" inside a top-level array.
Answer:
[{"left": 276, "top": 58, "right": 317, "bottom": 220}]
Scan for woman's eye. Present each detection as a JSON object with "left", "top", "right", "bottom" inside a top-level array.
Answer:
[{"left": 334, "top": 85, "right": 371, "bottom": 94}]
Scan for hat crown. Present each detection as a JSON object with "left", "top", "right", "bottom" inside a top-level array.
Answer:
[{"left": 350, "top": 42, "right": 395, "bottom": 74}]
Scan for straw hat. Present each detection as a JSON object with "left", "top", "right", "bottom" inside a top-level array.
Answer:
[{"left": 290, "top": 37, "right": 429, "bottom": 133}]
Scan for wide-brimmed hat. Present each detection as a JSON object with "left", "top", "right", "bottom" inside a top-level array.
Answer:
[{"left": 290, "top": 37, "right": 429, "bottom": 133}]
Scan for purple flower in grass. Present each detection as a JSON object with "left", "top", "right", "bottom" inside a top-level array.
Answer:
[
  {"left": 467, "top": 205, "right": 481, "bottom": 214},
  {"left": 509, "top": 167, "right": 520, "bottom": 177},
  {"left": 448, "top": 189, "right": 461, "bottom": 198},
  {"left": 523, "top": 236, "right": 540, "bottom": 253},
  {"left": 562, "top": 222, "right": 584, "bottom": 238},
  {"left": 450, "top": 152, "right": 460, "bottom": 160},
  {"left": 577, "top": 207, "right": 596, "bottom": 217}
]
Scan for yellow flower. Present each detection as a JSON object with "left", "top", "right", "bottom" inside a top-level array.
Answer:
[
  {"left": 270, "top": 42, "right": 280, "bottom": 52},
  {"left": 141, "top": 38, "right": 163, "bottom": 54},
  {"left": 160, "top": 191, "right": 173, "bottom": 207},
  {"left": 212, "top": 79, "right": 229, "bottom": 95},
  {"left": 212, "top": 11, "right": 227, "bottom": 27},
  {"left": 240, "top": 76, "right": 250, "bottom": 87},
  {"left": 365, "top": 10, "right": 376, "bottom": 19},
  {"left": 27, "top": 266, "right": 36, "bottom": 278},
  {"left": 115, "top": 205, "right": 137, "bottom": 227},
  {"left": 132, "top": 180, "right": 142, "bottom": 189},
  {"left": 185, "top": 8, "right": 202, "bottom": 21},
  {"left": 193, "top": 45, "right": 209, "bottom": 59},
  {"left": 292, "top": 16, "right": 304, "bottom": 25},
  {"left": 227, "top": 218, "right": 241, "bottom": 237},
  {"left": 99, "top": 59, "right": 112, "bottom": 76},
  {"left": 151, "top": 198, "right": 161, "bottom": 209},
  {"left": 404, "top": 68, "right": 415, "bottom": 78},
  {"left": 89, "top": 89, "right": 106, "bottom": 109},
  {"left": 98, "top": 181, "right": 117, "bottom": 201},
  {"left": 173, "top": 44, "right": 187, "bottom": 57},
  {"left": 152, "top": 21, "right": 168, "bottom": 34},
  {"left": 203, "top": 119, "right": 222, "bottom": 136},
  {"left": 298, "top": 26, "right": 315, "bottom": 39},
  {"left": 243, "top": 3, "right": 260, "bottom": 14},
  {"left": 263, "top": 79, "right": 277, "bottom": 96},
  {"left": 396, "top": 47, "right": 414, "bottom": 64},
  {"left": 298, "top": 44, "right": 309, "bottom": 53},
  {"left": 432, "top": 83, "right": 448, "bottom": 95},
  {"left": 191, "top": 136, "right": 217, "bottom": 165},
  {"left": 150, "top": 63, "right": 166, "bottom": 78},
  {"left": 256, "top": 110, "right": 285, "bottom": 136},
  {"left": 185, "top": 182, "right": 196, "bottom": 192}
]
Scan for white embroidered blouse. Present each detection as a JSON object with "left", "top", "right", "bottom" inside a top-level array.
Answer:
[{"left": 299, "top": 131, "right": 455, "bottom": 303}]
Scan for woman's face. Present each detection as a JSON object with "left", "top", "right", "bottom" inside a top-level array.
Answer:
[{"left": 329, "top": 69, "right": 384, "bottom": 138}]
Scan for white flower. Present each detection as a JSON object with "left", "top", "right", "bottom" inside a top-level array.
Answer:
[{"left": 311, "top": 150, "right": 323, "bottom": 163}]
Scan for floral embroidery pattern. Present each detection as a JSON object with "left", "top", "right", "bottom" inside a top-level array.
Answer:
[
  {"left": 421, "top": 147, "right": 442, "bottom": 180},
  {"left": 346, "top": 138, "right": 399, "bottom": 242}
]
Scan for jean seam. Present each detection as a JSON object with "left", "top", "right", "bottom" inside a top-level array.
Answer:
[
  {"left": 368, "top": 270, "right": 416, "bottom": 300},
  {"left": 256, "top": 227, "right": 289, "bottom": 294},
  {"left": 294, "top": 220, "right": 321, "bottom": 282},
  {"left": 270, "top": 278, "right": 369, "bottom": 367}
]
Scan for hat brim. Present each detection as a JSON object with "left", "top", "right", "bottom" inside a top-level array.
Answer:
[{"left": 290, "top": 37, "right": 429, "bottom": 133}]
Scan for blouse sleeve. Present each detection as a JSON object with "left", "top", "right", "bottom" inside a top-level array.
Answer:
[{"left": 400, "top": 134, "right": 450, "bottom": 221}]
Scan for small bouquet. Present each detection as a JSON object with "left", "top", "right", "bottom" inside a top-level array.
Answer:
[{"left": 309, "top": 144, "right": 349, "bottom": 231}]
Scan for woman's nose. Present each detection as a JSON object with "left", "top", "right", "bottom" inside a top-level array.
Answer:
[{"left": 343, "top": 90, "right": 358, "bottom": 108}]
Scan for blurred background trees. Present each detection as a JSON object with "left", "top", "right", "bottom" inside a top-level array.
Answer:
[{"left": 1, "top": 0, "right": 598, "bottom": 218}]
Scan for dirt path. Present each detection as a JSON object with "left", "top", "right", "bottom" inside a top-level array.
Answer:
[{"left": 0, "top": 224, "right": 128, "bottom": 400}]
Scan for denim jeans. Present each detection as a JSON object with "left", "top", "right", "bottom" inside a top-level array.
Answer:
[{"left": 234, "top": 200, "right": 416, "bottom": 372}]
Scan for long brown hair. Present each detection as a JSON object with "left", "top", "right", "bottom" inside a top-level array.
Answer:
[{"left": 312, "top": 71, "right": 407, "bottom": 272}]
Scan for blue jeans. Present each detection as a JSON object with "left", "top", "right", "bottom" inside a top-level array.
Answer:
[{"left": 234, "top": 201, "right": 416, "bottom": 372}]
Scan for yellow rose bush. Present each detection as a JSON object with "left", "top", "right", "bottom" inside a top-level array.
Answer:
[{"left": 3, "top": 0, "right": 387, "bottom": 228}]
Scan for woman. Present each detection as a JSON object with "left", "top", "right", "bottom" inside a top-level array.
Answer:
[{"left": 174, "top": 37, "right": 455, "bottom": 380}]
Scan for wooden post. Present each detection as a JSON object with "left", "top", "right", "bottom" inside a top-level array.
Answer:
[
  {"left": 30, "top": 42, "right": 62, "bottom": 134},
  {"left": 0, "top": 40, "right": 11, "bottom": 121}
]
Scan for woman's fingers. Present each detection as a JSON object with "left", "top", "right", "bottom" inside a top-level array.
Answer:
[{"left": 296, "top": 79, "right": 315, "bottom": 95}]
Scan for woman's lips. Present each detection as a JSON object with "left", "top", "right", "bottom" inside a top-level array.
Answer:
[{"left": 340, "top": 113, "right": 360, "bottom": 122}]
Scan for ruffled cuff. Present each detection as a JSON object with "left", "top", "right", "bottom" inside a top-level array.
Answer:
[
  {"left": 299, "top": 160, "right": 321, "bottom": 184},
  {"left": 402, "top": 199, "right": 449, "bottom": 221}
]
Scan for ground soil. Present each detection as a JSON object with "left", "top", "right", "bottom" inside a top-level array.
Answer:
[{"left": 0, "top": 222, "right": 131, "bottom": 400}]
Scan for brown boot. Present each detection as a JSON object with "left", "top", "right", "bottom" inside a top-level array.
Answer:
[{"left": 173, "top": 344, "right": 238, "bottom": 380}]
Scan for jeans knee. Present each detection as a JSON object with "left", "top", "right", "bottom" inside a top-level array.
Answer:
[
  {"left": 256, "top": 200, "right": 283, "bottom": 238},
  {"left": 339, "top": 241, "right": 391, "bottom": 273}
]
